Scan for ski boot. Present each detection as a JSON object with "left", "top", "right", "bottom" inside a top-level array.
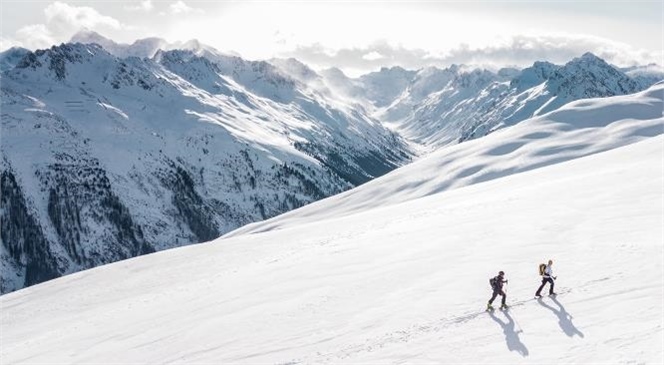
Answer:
[
  {"left": 486, "top": 303, "right": 494, "bottom": 311},
  {"left": 500, "top": 304, "right": 509, "bottom": 310}
]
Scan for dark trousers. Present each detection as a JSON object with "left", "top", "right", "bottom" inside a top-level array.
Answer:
[
  {"left": 536, "top": 277, "right": 555, "bottom": 296},
  {"left": 489, "top": 289, "right": 506, "bottom": 306}
]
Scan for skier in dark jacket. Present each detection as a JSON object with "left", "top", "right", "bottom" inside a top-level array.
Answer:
[
  {"left": 488, "top": 271, "right": 508, "bottom": 310},
  {"left": 535, "top": 259, "right": 557, "bottom": 297}
]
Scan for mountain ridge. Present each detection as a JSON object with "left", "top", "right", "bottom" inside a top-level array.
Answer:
[{"left": 0, "top": 41, "right": 411, "bottom": 293}]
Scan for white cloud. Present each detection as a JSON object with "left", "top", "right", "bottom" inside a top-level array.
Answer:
[
  {"left": 45, "top": 1, "right": 122, "bottom": 34},
  {"left": 4, "top": 1, "right": 125, "bottom": 50},
  {"left": 282, "top": 34, "right": 662, "bottom": 74},
  {"left": 125, "top": 0, "right": 154, "bottom": 12},
  {"left": 362, "top": 51, "right": 384, "bottom": 61},
  {"left": 14, "top": 24, "right": 55, "bottom": 50},
  {"left": 169, "top": 1, "right": 201, "bottom": 15},
  {"left": 0, "top": 37, "right": 16, "bottom": 51}
]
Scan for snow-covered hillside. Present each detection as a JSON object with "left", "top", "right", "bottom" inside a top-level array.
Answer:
[
  {"left": 1, "top": 111, "right": 662, "bottom": 363},
  {"left": 229, "top": 83, "right": 664, "bottom": 235},
  {"left": 0, "top": 42, "right": 411, "bottom": 293}
]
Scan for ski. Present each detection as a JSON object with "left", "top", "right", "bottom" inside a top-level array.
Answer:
[{"left": 489, "top": 288, "right": 571, "bottom": 311}]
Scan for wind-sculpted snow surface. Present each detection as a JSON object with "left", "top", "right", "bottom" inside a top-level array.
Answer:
[
  {"left": 228, "top": 83, "right": 664, "bottom": 236},
  {"left": 0, "top": 42, "right": 411, "bottom": 293},
  {"left": 1, "top": 133, "right": 662, "bottom": 364}
]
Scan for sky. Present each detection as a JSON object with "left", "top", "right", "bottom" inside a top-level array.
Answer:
[{"left": 1, "top": 1, "right": 662, "bottom": 75}]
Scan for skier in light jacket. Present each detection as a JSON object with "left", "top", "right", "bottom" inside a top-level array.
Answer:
[{"left": 535, "top": 259, "right": 557, "bottom": 297}]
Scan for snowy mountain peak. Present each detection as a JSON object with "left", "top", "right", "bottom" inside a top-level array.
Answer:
[
  {"left": 358, "top": 66, "right": 417, "bottom": 106},
  {"left": 71, "top": 31, "right": 175, "bottom": 59},
  {"left": 320, "top": 67, "right": 350, "bottom": 82},
  {"left": 0, "top": 46, "right": 30, "bottom": 72},
  {"left": 10, "top": 42, "right": 164, "bottom": 93},
  {"left": 127, "top": 37, "right": 169, "bottom": 57},
  {"left": 447, "top": 64, "right": 460, "bottom": 72},
  {"left": 578, "top": 51, "right": 604, "bottom": 62},
  {"left": 362, "top": 65, "right": 416, "bottom": 80},
  {"left": 269, "top": 57, "right": 320, "bottom": 82},
  {"left": 181, "top": 39, "right": 203, "bottom": 50},
  {"left": 70, "top": 29, "right": 117, "bottom": 49},
  {"left": 560, "top": 52, "right": 620, "bottom": 75},
  {"left": 178, "top": 39, "right": 231, "bottom": 57},
  {"left": 452, "top": 68, "right": 497, "bottom": 89},
  {"left": 496, "top": 67, "right": 520, "bottom": 79},
  {"left": 546, "top": 51, "right": 640, "bottom": 101},
  {"left": 71, "top": 30, "right": 167, "bottom": 59},
  {"left": 403, "top": 66, "right": 455, "bottom": 99},
  {"left": 510, "top": 60, "right": 559, "bottom": 91},
  {"left": 15, "top": 42, "right": 110, "bottom": 80},
  {"left": 2, "top": 46, "right": 30, "bottom": 53}
]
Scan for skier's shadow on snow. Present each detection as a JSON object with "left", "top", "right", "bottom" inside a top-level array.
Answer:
[
  {"left": 537, "top": 296, "right": 584, "bottom": 338},
  {"left": 488, "top": 310, "right": 529, "bottom": 357}
]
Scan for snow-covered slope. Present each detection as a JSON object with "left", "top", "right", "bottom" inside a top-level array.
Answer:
[
  {"left": 2, "top": 128, "right": 662, "bottom": 363},
  {"left": 0, "top": 42, "right": 411, "bottom": 293},
  {"left": 229, "top": 83, "right": 664, "bottom": 236},
  {"left": 378, "top": 53, "right": 656, "bottom": 149}
]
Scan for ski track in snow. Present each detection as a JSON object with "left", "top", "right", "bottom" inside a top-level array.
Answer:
[{"left": 289, "top": 289, "right": 590, "bottom": 363}]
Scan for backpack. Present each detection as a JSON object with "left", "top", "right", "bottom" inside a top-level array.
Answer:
[
  {"left": 489, "top": 277, "right": 496, "bottom": 288},
  {"left": 539, "top": 263, "right": 546, "bottom": 276}
]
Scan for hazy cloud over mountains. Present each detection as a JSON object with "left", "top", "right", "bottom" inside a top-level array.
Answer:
[
  {"left": 283, "top": 34, "right": 659, "bottom": 75},
  {"left": 5, "top": 1, "right": 125, "bottom": 50},
  {"left": 1, "top": 1, "right": 660, "bottom": 75}
]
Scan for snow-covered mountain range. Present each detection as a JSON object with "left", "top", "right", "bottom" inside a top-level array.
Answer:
[
  {"left": 372, "top": 53, "right": 658, "bottom": 149},
  {"left": 2, "top": 83, "right": 662, "bottom": 363},
  {"left": 0, "top": 41, "right": 410, "bottom": 293},
  {"left": 1, "top": 32, "right": 662, "bottom": 293}
]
